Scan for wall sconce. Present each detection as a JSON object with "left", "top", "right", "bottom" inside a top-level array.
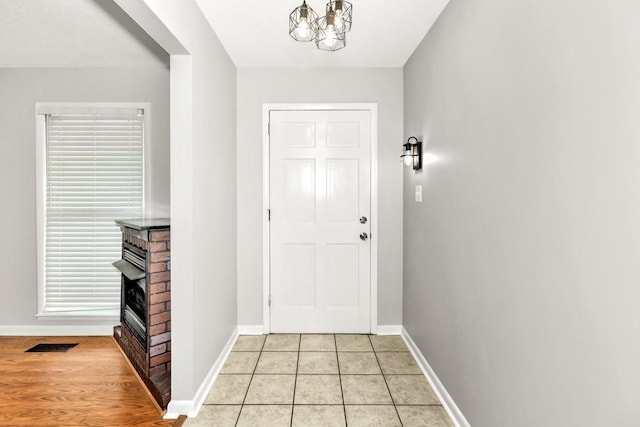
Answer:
[{"left": 401, "top": 137, "right": 422, "bottom": 170}]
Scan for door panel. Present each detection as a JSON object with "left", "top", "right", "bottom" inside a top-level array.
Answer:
[
  {"left": 327, "top": 122, "right": 360, "bottom": 147},
  {"left": 270, "top": 110, "right": 371, "bottom": 333},
  {"left": 283, "top": 159, "right": 316, "bottom": 223},
  {"left": 283, "top": 244, "right": 316, "bottom": 307},
  {"left": 326, "top": 243, "right": 359, "bottom": 308},
  {"left": 327, "top": 159, "right": 359, "bottom": 222},
  {"left": 284, "top": 122, "right": 316, "bottom": 147}
]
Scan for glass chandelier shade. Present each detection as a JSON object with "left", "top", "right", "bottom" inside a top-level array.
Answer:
[
  {"left": 315, "top": 6, "right": 346, "bottom": 51},
  {"left": 326, "top": 0, "right": 352, "bottom": 33},
  {"left": 289, "top": 0, "right": 319, "bottom": 42}
]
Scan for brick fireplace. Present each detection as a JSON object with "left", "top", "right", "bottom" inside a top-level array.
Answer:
[{"left": 113, "top": 219, "right": 171, "bottom": 410}]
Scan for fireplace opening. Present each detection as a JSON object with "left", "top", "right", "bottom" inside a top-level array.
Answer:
[
  {"left": 123, "top": 276, "right": 147, "bottom": 348},
  {"left": 120, "top": 242, "right": 148, "bottom": 348}
]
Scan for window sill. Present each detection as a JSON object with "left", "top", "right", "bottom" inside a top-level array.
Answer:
[{"left": 36, "top": 310, "right": 119, "bottom": 320}]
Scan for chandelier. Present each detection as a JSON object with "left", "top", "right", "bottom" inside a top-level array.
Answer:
[{"left": 289, "top": 0, "right": 353, "bottom": 51}]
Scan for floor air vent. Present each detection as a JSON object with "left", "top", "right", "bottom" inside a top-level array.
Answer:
[{"left": 25, "top": 343, "right": 78, "bottom": 353}]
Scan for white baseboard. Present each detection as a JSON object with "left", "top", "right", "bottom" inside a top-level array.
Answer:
[
  {"left": 376, "top": 325, "right": 402, "bottom": 335},
  {"left": 237, "top": 325, "right": 264, "bottom": 335},
  {"left": 163, "top": 399, "right": 193, "bottom": 419},
  {"left": 0, "top": 324, "right": 115, "bottom": 336},
  {"left": 401, "top": 327, "right": 470, "bottom": 427},
  {"left": 164, "top": 326, "right": 239, "bottom": 419}
]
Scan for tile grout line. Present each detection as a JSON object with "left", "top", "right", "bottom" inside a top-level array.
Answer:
[
  {"left": 233, "top": 335, "right": 267, "bottom": 427},
  {"left": 334, "top": 334, "right": 348, "bottom": 426},
  {"left": 368, "top": 335, "right": 404, "bottom": 427},
  {"left": 218, "top": 372, "right": 423, "bottom": 376},
  {"left": 208, "top": 403, "right": 445, "bottom": 406},
  {"left": 289, "top": 334, "right": 301, "bottom": 427},
  {"left": 212, "top": 335, "right": 447, "bottom": 425}
]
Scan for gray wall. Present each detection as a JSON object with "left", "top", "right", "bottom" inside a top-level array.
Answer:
[
  {"left": 0, "top": 67, "right": 169, "bottom": 327},
  {"left": 189, "top": 23, "right": 238, "bottom": 402},
  {"left": 237, "top": 68, "right": 404, "bottom": 327},
  {"left": 403, "top": 0, "right": 640, "bottom": 426},
  {"left": 126, "top": 0, "right": 238, "bottom": 403}
]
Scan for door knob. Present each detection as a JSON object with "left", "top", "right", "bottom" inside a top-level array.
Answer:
[
  {"left": 360, "top": 232, "right": 368, "bottom": 241},
  {"left": 359, "top": 216, "right": 368, "bottom": 224}
]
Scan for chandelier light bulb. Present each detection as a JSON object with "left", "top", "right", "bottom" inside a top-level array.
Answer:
[
  {"left": 335, "top": 1, "right": 344, "bottom": 15},
  {"left": 290, "top": 0, "right": 350, "bottom": 51},
  {"left": 296, "top": 19, "right": 311, "bottom": 40},
  {"left": 315, "top": 4, "right": 346, "bottom": 51},
  {"left": 327, "top": 0, "right": 352, "bottom": 32},
  {"left": 324, "top": 7, "right": 337, "bottom": 45},
  {"left": 289, "top": 0, "right": 319, "bottom": 42},
  {"left": 325, "top": 29, "right": 337, "bottom": 47}
]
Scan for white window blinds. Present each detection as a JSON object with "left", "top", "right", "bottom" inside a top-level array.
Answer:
[{"left": 43, "top": 111, "right": 144, "bottom": 313}]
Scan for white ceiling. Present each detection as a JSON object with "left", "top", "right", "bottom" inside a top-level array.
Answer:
[
  {"left": 0, "top": 0, "right": 449, "bottom": 69},
  {"left": 196, "top": 0, "right": 451, "bottom": 68},
  {"left": 0, "top": 0, "right": 167, "bottom": 68}
]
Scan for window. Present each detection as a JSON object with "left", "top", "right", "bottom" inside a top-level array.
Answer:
[{"left": 36, "top": 104, "right": 149, "bottom": 317}]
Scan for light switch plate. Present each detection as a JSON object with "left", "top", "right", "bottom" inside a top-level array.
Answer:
[{"left": 415, "top": 185, "right": 423, "bottom": 202}]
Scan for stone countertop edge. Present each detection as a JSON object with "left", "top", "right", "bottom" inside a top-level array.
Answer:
[{"left": 115, "top": 218, "right": 171, "bottom": 230}]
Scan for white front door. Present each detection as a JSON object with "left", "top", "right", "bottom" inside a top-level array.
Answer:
[{"left": 269, "top": 110, "right": 372, "bottom": 333}]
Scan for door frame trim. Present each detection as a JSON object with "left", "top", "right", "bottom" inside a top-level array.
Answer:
[{"left": 262, "top": 103, "right": 379, "bottom": 334}]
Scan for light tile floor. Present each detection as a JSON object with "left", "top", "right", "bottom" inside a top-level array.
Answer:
[{"left": 184, "top": 334, "right": 454, "bottom": 427}]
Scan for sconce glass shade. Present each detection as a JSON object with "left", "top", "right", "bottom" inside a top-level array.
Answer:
[
  {"left": 327, "top": 0, "right": 353, "bottom": 33},
  {"left": 289, "top": 0, "right": 319, "bottom": 42},
  {"left": 403, "top": 146, "right": 414, "bottom": 166},
  {"left": 315, "top": 8, "right": 346, "bottom": 51},
  {"left": 401, "top": 138, "right": 422, "bottom": 170}
]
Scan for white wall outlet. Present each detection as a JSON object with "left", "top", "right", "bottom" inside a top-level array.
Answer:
[{"left": 415, "top": 185, "right": 423, "bottom": 202}]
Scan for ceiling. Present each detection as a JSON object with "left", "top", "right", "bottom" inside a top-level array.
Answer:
[
  {"left": 0, "top": 0, "right": 167, "bottom": 68},
  {"left": 0, "top": 0, "right": 450, "bottom": 69},
  {"left": 195, "top": 0, "right": 451, "bottom": 68}
]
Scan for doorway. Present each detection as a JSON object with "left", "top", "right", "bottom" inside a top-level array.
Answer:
[{"left": 263, "top": 104, "right": 378, "bottom": 333}]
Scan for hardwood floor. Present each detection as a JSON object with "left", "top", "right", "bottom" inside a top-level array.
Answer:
[{"left": 0, "top": 336, "right": 183, "bottom": 426}]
